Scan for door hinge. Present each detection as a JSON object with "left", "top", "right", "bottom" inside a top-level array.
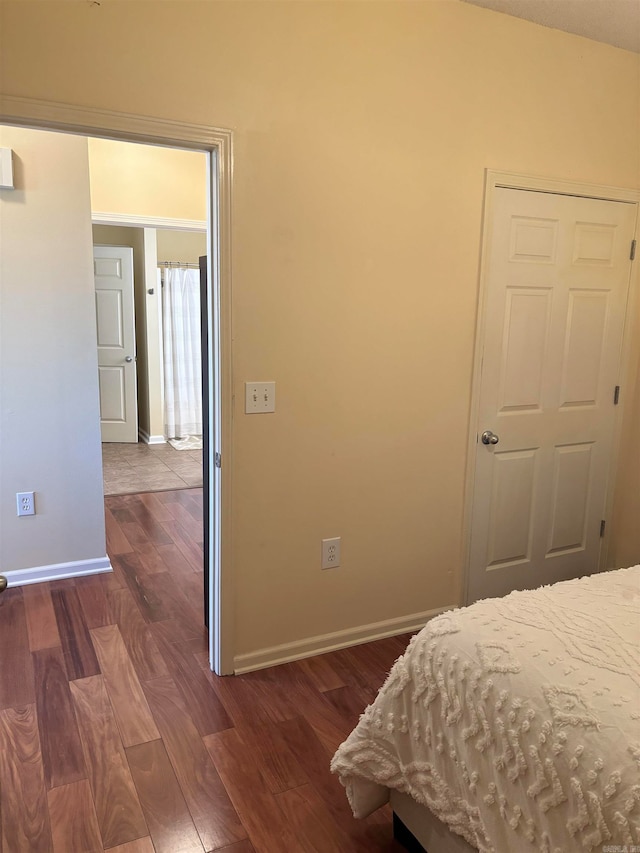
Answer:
[
  {"left": 600, "top": 519, "right": 606, "bottom": 538},
  {"left": 215, "top": 452, "right": 222, "bottom": 469},
  {"left": 631, "top": 239, "right": 637, "bottom": 261},
  {"left": 614, "top": 385, "right": 620, "bottom": 405}
]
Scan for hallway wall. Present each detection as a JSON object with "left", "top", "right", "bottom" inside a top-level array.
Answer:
[{"left": 0, "top": 125, "right": 107, "bottom": 577}]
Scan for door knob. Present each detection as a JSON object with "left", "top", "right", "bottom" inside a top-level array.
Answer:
[
  {"left": 481, "top": 430, "right": 499, "bottom": 445},
  {"left": 125, "top": 356, "right": 133, "bottom": 363}
]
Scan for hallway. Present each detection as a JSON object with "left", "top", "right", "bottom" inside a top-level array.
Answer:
[{"left": 102, "top": 443, "right": 203, "bottom": 496}]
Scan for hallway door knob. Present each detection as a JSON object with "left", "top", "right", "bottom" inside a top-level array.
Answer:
[{"left": 125, "top": 356, "right": 134, "bottom": 363}]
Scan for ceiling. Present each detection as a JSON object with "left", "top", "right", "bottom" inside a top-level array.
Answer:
[{"left": 460, "top": 0, "right": 640, "bottom": 54}]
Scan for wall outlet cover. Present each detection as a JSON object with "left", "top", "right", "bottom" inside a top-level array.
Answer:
[
  {"left": 321, "top": 537, "right": 341, "bottom": 569},
  {"left": 16, "top": 491, "right": 35, "bottom": 516}
]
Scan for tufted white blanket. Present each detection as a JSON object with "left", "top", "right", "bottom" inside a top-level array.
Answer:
[{"left": 331, "top": 567, "right": 640, "bottom": 852}]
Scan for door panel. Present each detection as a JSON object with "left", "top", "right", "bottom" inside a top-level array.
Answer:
[
  {"left": 547, "top": 443, "right": 593, "bottom": 554},
  {"left": 499, "top": 288, "right": 550, "bottom": 411},
  {"left": 98, "top": 366, "right": 127, "bottom": 422},
  {"left": 486, "top": 449, "right": 537, "bottom": 569},
  {"left": 560, "top": 291, "right": 607, "bottom": 406},
  {"left": 573, "top": 222, "right": 616, "bottom": 265},
  {"left": 509, "top": 216, "right": 558, "bottom": 262},
  {"left": 467, "top": 188, "right": 636, "bottom": 602},
  {"left": 95, "top": 289, "right": 124, "bottom": 347},
  {"left": 94, "top": 246, "right": 138, "bottom": 443}
]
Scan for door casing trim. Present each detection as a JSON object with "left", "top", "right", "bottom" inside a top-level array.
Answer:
[
  {"left": 0, "top": 94, "right": 234, "bottom": 674},
  {"left": 461, "top": 169, "right": 640, "bottom": 606}
]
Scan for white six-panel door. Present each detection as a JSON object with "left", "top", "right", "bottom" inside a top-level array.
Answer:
[
  {"left": 467, "top": 188, "right": 636, "bottom": 603},
  {"left": 94, "top": 245, "right": 138, "bottom": 443}
]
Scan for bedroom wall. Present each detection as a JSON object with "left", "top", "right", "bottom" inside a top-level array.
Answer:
[
  {"left": 0, "top": 125, "right": 107, "bottom": 576},
  {"left": 1, "top": 1, "right": 638, "bottom": 658}
]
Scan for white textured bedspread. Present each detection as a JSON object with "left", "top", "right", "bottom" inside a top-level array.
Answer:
[{"left": 331, "top": 567, "right": 640, "bottom": 852}]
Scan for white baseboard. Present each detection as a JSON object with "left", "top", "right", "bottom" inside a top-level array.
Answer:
[
  {"left": 3, "top": 556, "right": 112, "bottom": 587},
  {"left": 233, "top": 605, "right": 452, "bottom": 674},
  {"left": 139, "top": 428, "right": 166, "bottom": 445}
]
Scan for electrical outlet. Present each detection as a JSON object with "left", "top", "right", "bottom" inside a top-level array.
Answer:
[
  {"left": 322, "top": 537, "right": 341, "bottom": 569},
  {"left": 16, "top": 491, "right": 35, "bottom": 517},
  {"left": 245, "top": 382, "right": 276, "bottom": 413}
]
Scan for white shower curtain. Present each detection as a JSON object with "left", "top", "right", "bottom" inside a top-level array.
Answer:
[{"left": 162, "top": 267, "right": 202, "bottom": 439}]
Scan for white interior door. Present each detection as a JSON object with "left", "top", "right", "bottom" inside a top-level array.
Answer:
[
  {"left": 94, "top": 245, "right": 138, "bottom": 443},
  {"left": 467, "top": 187, "right": 636, "bottom": 603}
]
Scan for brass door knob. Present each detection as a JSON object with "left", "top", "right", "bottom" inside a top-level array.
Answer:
[{"left": 0, "top": 576, "right": 7, "bottom": 594}]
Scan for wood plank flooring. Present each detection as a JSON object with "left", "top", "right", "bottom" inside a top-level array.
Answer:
[{"left": 0, "top": 488, "right": 409, "bottom": 852}]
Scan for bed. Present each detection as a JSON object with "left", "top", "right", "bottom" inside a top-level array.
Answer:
[{"left": 331, "top": 566, "right": 640, "bottom": 852}]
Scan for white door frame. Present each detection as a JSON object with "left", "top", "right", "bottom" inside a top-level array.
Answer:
[
  {"left": 0, "top": 95, "right": 234, "bottom": 675},
  {"left": 461, "top": 169, "right": 639, "bottom": 606}
]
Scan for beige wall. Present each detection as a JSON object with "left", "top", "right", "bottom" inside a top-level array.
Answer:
[
  {"left": 1, "top": 2, "right": 639, "bottom": 658},
  {"left": 0, "top": 126, "right": 106, "bottom": 575},
  {"left": 157, "top": 230, "right": 207, "bottom": 266},
  {"left": 88, "top": 138, "right": 207, "bottom": 223}
]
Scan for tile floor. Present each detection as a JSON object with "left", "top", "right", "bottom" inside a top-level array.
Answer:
[{"left": 102, "top": 441, "right": 203, "bottom": 496}]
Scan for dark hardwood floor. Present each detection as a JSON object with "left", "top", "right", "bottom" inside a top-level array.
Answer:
[{"left": 0, "top": 488, "right": 410, "bottom": 852}]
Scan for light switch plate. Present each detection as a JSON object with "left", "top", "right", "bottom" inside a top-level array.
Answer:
[
  {"left": 245, "top": 381, "right": 276, "bottom": 413},
  {"left": 0, "top": 148, "right": 14, "bottom": 189}
]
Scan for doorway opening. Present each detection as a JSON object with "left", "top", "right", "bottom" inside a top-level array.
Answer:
[
  {"left": 0, "top": 98, "right": 233, "bottom": 674},
  {"left": 94, "top": 230, "right": 207, "bottom": 494},
  {"left": 90, "top": 138, "right": 209, "bottom": 495}
]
